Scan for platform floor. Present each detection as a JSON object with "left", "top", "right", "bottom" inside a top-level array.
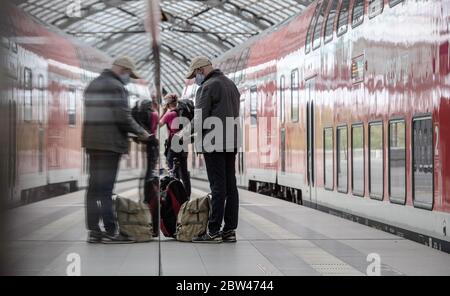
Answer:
[{"left": 2, "top": 179, "right": 450, "bottom": 276}]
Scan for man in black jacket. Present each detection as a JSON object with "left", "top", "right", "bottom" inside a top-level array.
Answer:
[
  {"left": 83, "top": 56, "right": 150, "bottom": 244},
  {"left": 187, "top": 56, "right": 241, "bottom": 243}
]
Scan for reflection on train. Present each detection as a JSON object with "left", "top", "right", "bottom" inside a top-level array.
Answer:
[
  {"left": 186, "top": 0, "right": 450, "bottom": 246},
  {"left": 1, "top": 3, "right": 148, "bottom": 206}
]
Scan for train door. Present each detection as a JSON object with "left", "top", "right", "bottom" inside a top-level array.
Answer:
[
  {"left": 279, "top": 76, "right": 286, "bottom": 173},
  {"left": 306, "top": 77, "right": 316, "bottom": 204},
  {"left": 37, "top": 75, "right": 45, "bottom": 174},
  {"left": 8, "top": 86, "right": 17, "bottom": 202},
  {"left": 238, "top": 99, "right": 245, "bottom": 175}
]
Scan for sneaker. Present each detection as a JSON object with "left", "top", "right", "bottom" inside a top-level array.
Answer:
[
  {"left": 221, "top": 230, "right": 237, "bottom": 243},
  {"left": 102, "top": 233, "right": 136, "bottom": 244},
  {"left": 192, "top": 232, "right": 223, "bottom": 243},
  {"left": 87, "top": 230, "right": 104, "bottom": 244}
]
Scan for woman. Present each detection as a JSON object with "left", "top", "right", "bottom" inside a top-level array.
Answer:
[{"left": 159, "top": 93, "right": 191, "bottom": 198}]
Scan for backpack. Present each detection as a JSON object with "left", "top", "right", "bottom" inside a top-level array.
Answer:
[
  {"left": 132, "top": 99, "right": 154, "bottom": 133},
  {"left": 176, "top": 99, "right": 195, "bottom": 122},
  {"left": 132, "top": 100, "right": 159, "bottom": 147},
  {"left": 174, "top": 99, "right": 195, "bottom": 143},
  {"left": 159, "top": 176, "right": 189, "bottom": 238},
  {"left": 176, "top": 194, "right": 211, "bottom": 242},
  {"left": 115, "top": 196, "right": 153, "bottom": 242}
]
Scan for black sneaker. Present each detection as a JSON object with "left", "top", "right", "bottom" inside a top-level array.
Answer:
[
  {"left": 87, "top": 230, "right": 104, "bottom": 244},
  {"left": 102, "top": 233, "right": 136, "bottom": 244},
  {"left": 221, "top": 230, "right": 237, "bottom": 243},
  {"left": 192, "top": 232, "right": 223, "bottom": 243}
]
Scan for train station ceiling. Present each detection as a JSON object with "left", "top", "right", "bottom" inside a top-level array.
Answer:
[{"left": 14, "top": 0, "right": 314, "bottom": 93}]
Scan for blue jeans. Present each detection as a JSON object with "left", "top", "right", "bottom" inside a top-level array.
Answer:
[
  {"left": 85, "top": 149, "right": 120, "bottom": 234},
  {"left": 203, "top": 152, "right": 239, "bottom": 235}
]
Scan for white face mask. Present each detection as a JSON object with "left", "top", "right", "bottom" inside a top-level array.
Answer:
[
  {"left": 120, "top": 73, "right": 131, "bottom": 85},
  {"left": 195, "top": 73, "right": 205, "bottom": 86}
]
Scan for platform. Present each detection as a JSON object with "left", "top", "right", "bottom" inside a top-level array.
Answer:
[{"left": 2, "top": 179, "right": 450, "bottom": 276}]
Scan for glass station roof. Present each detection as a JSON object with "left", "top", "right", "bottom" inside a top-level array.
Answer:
[{"left": 15, "top": 0, "right": 314, "bottom": 93}]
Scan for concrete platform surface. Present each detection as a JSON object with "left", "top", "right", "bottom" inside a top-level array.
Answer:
[{"left": 2, "top": 179, "right": 450, "bottom": 276}]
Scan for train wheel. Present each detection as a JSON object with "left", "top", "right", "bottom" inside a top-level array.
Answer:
[
  {"left": 272, "top": 183, "right": 280, "bottom": 199},
  {"left": 69, "top": 181, "right": 78, "bottom": 192},
  {"left": 248, "top": 180, "right": 257, "bottom": 192},
  {"left": 286, "top": 188, "right": 293, "bottom": 202},
  {"left": 295, "top": 189, "right": 303, "bottom": 205}
]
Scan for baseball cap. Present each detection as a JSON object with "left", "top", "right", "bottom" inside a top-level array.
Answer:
[
  {"left": 185, "top": 56, "right": 212, "bottom": 79},
  {"left": 113, "top": 56, "right": 141, "bottom": 79}
]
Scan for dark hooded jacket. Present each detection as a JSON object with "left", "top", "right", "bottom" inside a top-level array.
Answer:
[
  {"left": 194, "top": 69, "right": 241, "bottom": 152},
  {"left": 82, "top": 69, "right": 146, "bottom": 154}
]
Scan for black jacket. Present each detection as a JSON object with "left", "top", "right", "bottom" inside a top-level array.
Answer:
[
  {"left": 194, "top": 69, "right": 241, "bottom": 152},
  {"left": 82, "top": 69, "right": 146, "bottom": 154}
]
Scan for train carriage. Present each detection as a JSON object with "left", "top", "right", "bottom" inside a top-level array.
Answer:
[
  {"left": 187, "top": 0, "right": 450, "bottom": 248},
  {"left": 2, "top": 3, "right": 147, "bottom": 206}
]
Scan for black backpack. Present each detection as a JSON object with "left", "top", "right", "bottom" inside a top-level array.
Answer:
[
  {"left": 132, "top": 100, "right": 154, "bottom": 133},
  {"left": 159, "top": 175, "right": 188, "bottom": 238},
  {"left": 174, "top": 99, "right": 195, "bottom": 143},
  {"left": 176, "top": 99, "right": 195, "bottom": 122}
]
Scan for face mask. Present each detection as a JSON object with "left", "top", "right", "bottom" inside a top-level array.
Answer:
[
  {"left": 120, "top": 73, "right": 131, "bottom": 85},
  {"left": 195, "top": 73, "right": 205, "bottom": 86}
]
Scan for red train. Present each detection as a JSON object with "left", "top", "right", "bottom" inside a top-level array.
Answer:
[
  {"left": 1, "top": 3, "right": 148, "bottom": 206},
  {"left": 185, "top": 0, "right": 450, "bottom": 251}
]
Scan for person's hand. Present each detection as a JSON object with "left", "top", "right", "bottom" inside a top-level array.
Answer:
[{"left": 137, "top": 131, "right": 151, "bottom": 142}]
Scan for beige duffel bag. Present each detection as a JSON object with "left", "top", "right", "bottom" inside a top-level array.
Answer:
[
  {"left": 115, "top": 196, "right": 153, "bottom": 242},
  {"left": 176, "top": 194, "right": 211, "bottom": 242}
]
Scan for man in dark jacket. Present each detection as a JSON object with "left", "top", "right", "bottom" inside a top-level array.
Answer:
[
  {"left": 187, "top": 56, "right": 241, "bottom": 243},
  {"left": 82, "top": 56, "right": 150, "bottom": 244}
]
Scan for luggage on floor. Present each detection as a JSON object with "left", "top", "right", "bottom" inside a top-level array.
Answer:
[
  {"left": 115, "top": 196, "right": 153, "bottom": 242},
  {"left": 142, "top": 176, "right": 159, "bottom": 236},
  {"left": 159, "top": 175, "right": 188, "bottom": 238},
  {"left": 176, "top": 194, "right": 211, "bottom": 242}
]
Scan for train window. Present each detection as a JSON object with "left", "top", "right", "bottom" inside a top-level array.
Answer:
[
  {"left": 313, "top": 0, "right": 330, "bottom": 49},
  {"left": 305, "top": 2, "right": 323, "bottom": 54},
  {"left": 369, "top": 0, "right": 384, "bottom": 18},
  {"left": 324, "top": 0, "right": 339, "bottom": 43},
  {"left": 369, "top": 122, "right": 384, "bottom": 200},
  {"left": 412, "top": 116, "right": 433, "bottom": 210},
  {"left": 68, "top": 87, "right": 76, "bottom": 126},
  {"left": 235, "top": 49, "right": 248, "bottom": 84},
  {"left": 24, "top": 67, "right": 32, "bottom": 122},
  {"left": 337, "top": 126, "right": 348, "bottom": 193},
  {"left": 280, "top": 76, "right": 286, "bottom": 124},
  {"left": 352, "top": 124, "right": 364, "bottom": 196},
  {"left": 389, "top": 119, "right": 406, "bottom": 204},
  {"left": 223, "top": 58, "right": 234, "bottom": 76},
  {"left": 38, "top": 75, "right": 44, "bottom": 124},
  {"left": 291, "top": 69, "right": 299, "bottom": 122},
  {"left": 337, "top": 0, "right": 350, "bottom": 36},
  {"left": 324, "top": 128, "right": 334, "bottom": 190},
  {"left": 250, "top": 87, "right": 257, "bottom": 126},
  {"left": 352, "top": 0, "right": 365, "bottom": 28},
  {"left": 1, "top": 36, "right": 9, "bottom": 49},
  {"left": 12, "top": 41, "right": 18, "bottom": 53},
  {"left": 389, "top": 0, "right": 403, "bottom": 8}
]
